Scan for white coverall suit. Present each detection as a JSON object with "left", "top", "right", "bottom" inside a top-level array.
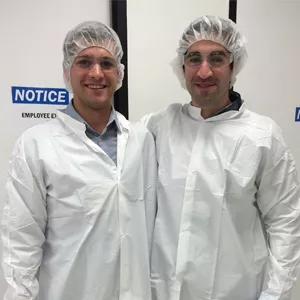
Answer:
[
  {"left": 2, "top": 110, "right": 157, "bottom": 300},
  {"left": 144, "top": 101, "right": 300, "bottom": 300}
]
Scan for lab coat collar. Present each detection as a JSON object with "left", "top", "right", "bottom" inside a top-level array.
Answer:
[
  {"left": 56, "top": 109, "right": 129, "bottom": 134},
  {"left": 186, "top": 94, "right": 246, "bottom": 122}
]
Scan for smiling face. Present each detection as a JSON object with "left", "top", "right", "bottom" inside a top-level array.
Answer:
[
  {"left": 68, "top": 46, "right": 119, "bottom": 111},
  {"left": 184, "top": 40, "right": 233, "bottom": 116}
]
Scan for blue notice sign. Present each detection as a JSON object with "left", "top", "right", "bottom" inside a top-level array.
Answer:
[{"left": 12, "top": 86, "right": 69, "bottom": 105}]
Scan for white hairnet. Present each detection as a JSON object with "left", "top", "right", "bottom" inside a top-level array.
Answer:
[
  {"left": 63, "top": 21, "right": 125, "bottom": 91},
  {"left": 171, "top": 15, "right": 248, "bottom": 89}
]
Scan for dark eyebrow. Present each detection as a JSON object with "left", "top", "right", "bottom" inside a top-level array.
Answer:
[
  {"left": 209, "top": 51, "right": 227, "bottom": 56},
  {"left": 185, "top": 51, "right": 201, "bottom": 58},
  {"left": 101, "top": 56, "right": 115, "bottom": 60},
  {"left": 185, "top": 50, "right": 229, "bottom": 58}
]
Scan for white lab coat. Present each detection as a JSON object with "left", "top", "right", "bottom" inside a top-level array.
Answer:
[
  {"left": 2, "top": 110, "right": 157, "bottom": 300},
  {"left": 143, "top": 102, "right": 300, "bottom": 300}
]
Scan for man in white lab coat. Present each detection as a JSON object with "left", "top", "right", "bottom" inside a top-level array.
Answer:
[
  {"left": 2, "top": 21, "right": 157, "bottom": 300},
  {"left": 144, "top": 15, "right": 300, "bottom": 300}
]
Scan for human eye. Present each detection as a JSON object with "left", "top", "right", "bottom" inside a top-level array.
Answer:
[
  {"left": 185, "top": 53, "right": 202, "bottom": 67},
  {"left": 74, "top": 58, "right": 93, "bottom": 69},
  {"left": 189, "top": 56, "right": 202, "bottom": 63},
  {"left": 100, "top": 59, "right": 116, "bottom": 70},
  {"left": 209, "top": 55, "right": 227, "bottom": 67}
]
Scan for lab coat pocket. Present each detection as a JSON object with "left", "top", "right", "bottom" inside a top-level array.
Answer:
[{"left": 78, "top": 183, "right": 117, "bottom": 225}]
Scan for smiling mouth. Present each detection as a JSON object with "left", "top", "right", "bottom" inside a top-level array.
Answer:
[{"left": 85, "top": 84, "right": 107, "bottom": 89}]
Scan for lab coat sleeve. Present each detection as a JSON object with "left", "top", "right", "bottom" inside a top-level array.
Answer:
[
  {"left": 256, "top": 130, "right": 300, "bottom": 300},
  {"left": 142, "top": 130, "right": 158, "bottom": 256},
  {"left": 139, "top": 109, "right": 167, "bottom": 138},
  {"left": 2, "top": 136, "right": 47, "bottom": 300},
  {"left": 139, "top": 113, "right": 154, "bottom": 129}
]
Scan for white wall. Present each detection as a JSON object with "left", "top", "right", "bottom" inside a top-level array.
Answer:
[
  {"left": 0, "top": 0, "right": 110, "bottom": 297},
  {"left": 235, "top": 1, "right": 300, "bottom": 299},
  {"left": 236, "top": 0, "right": 300, "bottom": 174},
  {"left": 127, "top": 0, "right": 229, "bottom": 121}
]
